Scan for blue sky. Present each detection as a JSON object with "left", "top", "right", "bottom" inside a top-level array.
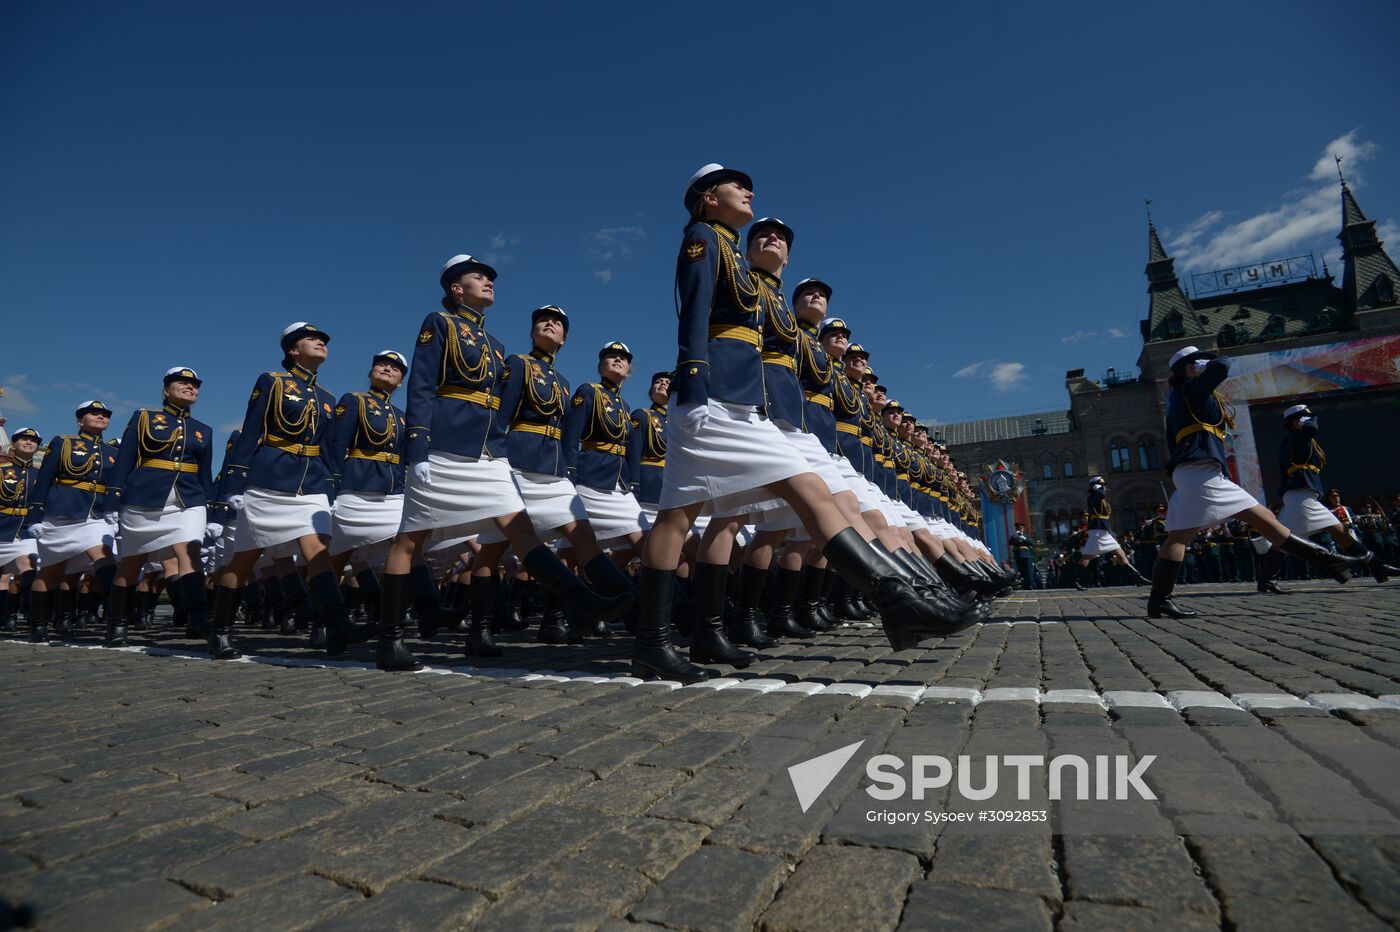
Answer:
[{"left": 3, "top": 0, "right": 1398, "bottom": 444}]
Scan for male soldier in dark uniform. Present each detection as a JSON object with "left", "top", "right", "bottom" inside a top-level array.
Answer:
[
  {"left": 1009, "top": 522, "right": 1036, "bottom": 589},
  {"left": 1229, "top": 518, "right": 1255, "bottom": 582}
]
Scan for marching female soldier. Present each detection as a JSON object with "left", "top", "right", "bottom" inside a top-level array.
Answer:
[
  {"left": 1257, "top": 404, "right": 1397, "bottom": 593},
  {"left": 1069, "top": 476, "right": 1149, "bottom": 589},
  {"left": 0, "top": 427, "right": 43, "bottom": 630},
  {"left": 373, "top": 257, "right": 632, "bottom": 672},
  {"left": 634, "top": 164, "right": 965, "bottom": 683},
  {"left": 563, "top": 341, "right": 649, "bottom": 564},
  {"left": 473, "top": 307, "right": 637, "bottom": 653},
  {"left": 105, "top": 368, "right": 216, "bottom": 646},
  {"left": 215, "top": 323, "right": 368, "bottom": 659},
  {"left": 25, "top": 401, "right": 120, "bottom": 642},
  {"left": 1146, "top": 346, "right": 1371, "bottom": 618},
  {"left": 626, "top": 371, "right": 672, "bottom": 528}
]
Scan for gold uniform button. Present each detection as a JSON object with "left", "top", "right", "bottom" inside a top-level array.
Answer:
[{"left": 688, "top": 367, "right": 698, "bottom": 376}]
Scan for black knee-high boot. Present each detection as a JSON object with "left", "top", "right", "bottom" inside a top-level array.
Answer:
[
  {"left": 240, "top": 578, "right": 266, "bottom": 628},
  {"left": 166, "top": 579, "right": 187, "bottom": 633},
  {"left": 465, "top": 577, "right": 502, "bottom": 658},
  {"left": 1256, "top": 549, "right": 1288, "bottom": 595},
  {"left": 688, "top": 562, "right": 754, "bottom": 668},
  {"left": 53, "top": 588, "right": 77, "bottom": 638},
  {"left": 1342, "top": 538, "right": 1399, "bottom": 583},
  {"left": 728, "top": 563, "right": 778, "bottom": 648},
  {"left": 27, "top": 588, "right": 51, "bottom": 643},
  {"left": 104, "top": 584, "right": 131, "bottom": 646},
  {"left": 309, "top": 571, "right": 371, "bottom": 657},
  {"left": 356, "top": 570, "right": 382, "bottom": 622},
  {"left": 794, "top": 565, "right": 833, "bottom": 632},
  {"left": 264, "top": 575, "right": 287, "bottom": 631},
  {"left": 1147, "top": 557, "right": 1197, "bottom": 619},
  {"left": 584, "top": 554, "right": 638, "bottom": 636},
  {"left": 208, "top": 585, "right": 243, "bottom": 659},
  {"left": 0, "top": 588, "right": 9, "bottom": 632},
  {"left": 375, "top": 574, "right": 422, "bottom": 671},
  {"left": 766, "top": 567, "right": 811, "bottom": 639},
  {"left": 823, "top": 529, "right": 967, "bottom": 650},
  {"left": 180, "top": 572, "right": 210, "bottom": 637},
  {"left": 882, "top": 545, "right": 988, "bottom": 629},
  {"left": 411, "top": 564, "right": 466, "bottom": 639},
  {"left": 631, "top": 566, "right": 713, "bottom": 683},
  {"left": 281, "top": 572, "right": 310, "bottom": 634},
  {"left": 524, "top": 546, "right": 633, "bottom": 635},
  {"left": 538, "top": 588, "right": 575, "bottom": 644},
  {"left": 1280, "top": 534, "right": 1371, "bottom": 584}
]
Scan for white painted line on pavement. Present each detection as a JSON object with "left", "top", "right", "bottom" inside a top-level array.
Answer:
[{"left": 5, "top": 638, "right": 1398, "bottom": 724}]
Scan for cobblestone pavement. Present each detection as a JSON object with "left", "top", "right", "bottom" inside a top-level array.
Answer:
[{"left": 3, "top": 582, "right": 1400, "bottom": 930}]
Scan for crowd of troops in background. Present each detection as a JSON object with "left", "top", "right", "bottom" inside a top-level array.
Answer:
[
  {"left": 3, "top": 165, "right": 1393, "bottom": 675},
  {"left": 1011, "top": 490, "right": 1399, "bottom": 591}
]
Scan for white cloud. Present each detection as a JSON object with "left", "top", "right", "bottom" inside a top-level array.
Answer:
[
  {"left": 1062, "top": 330, "right": 1095, "bottom": 344},
  {"left": 480, "top": 231, "right": 522, "bottom": 266},
  {"left": 1, "top": 374, "right": 39, "bottom": 415},
  {"left": 1106, "top": 327, "right": 1126, "bottom": 339},
  {"left": 952, "top": 361, "right": 990, "bottom": 379},
  {"left": 988, "top": 362, "right": 1028, "bottom": 391},
  {"left": 593, "top": 269, "right": 613, "bottom": 284},
  {"left": 587, "top": 226, "right": 646, "bottom": 261},
  {"left": 1165, "top": 130, "right": 1394, "bottom": 273},
  {"left": 951, "top": 360, "right": 1027, "bottom": 392}
]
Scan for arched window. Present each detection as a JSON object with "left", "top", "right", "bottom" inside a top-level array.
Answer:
[
  {"left": 1109, "top": 439, "right": 1131, "bottom": 473},
  {"left": 1376, "top": 274, "right": 1395, "bottom": 305},
  {"left": 1166, "top": 311, "right": 1184, "bottom": 337},
  {"left": 1042, "top": 461, "right": 1053, "bottom": 480},
  {"left": 1137, "top": 439, "right": 1159, "bottom": 470},
  {"left": 1063, "top": 460, "right": 1075, "bottom": 478}
]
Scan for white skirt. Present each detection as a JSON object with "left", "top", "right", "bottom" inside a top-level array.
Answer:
[
  {"left": 577, "top": 484, "right": 645, "bottom": 546},
  {"left": 1278, "top": 489, "right": 1341, "bottom": 537},
  {"left": 120, "top": 491, "right": 205, "bottom": 559},
  {"left": 478, "top": 471, "right": 587, "bottom": 545},
  {"left": 928, "top": 518, "right": 960, "bottom": 541},
  {"left": 330, "top": 492, "right": 404, "bottom": 557},
  {"left": 0, "top": 536, "right": 37, "bottom": 572},
  {"left": 1165, "top": 463, "right": 1259, "bottom": 532},
  {"left": 400, "top": 452, "right": 524, "bottom": 539},
  {"left": 235, "top": 487, "right": 332, "bottom": 553},
  {"left": 895, "top": 501, "right": 929, "bottom": 532},
  {"left": 1080, "top": 528, "right": 1122, "bottom": 557},
  {"left": 834, "top": 455, "right": 882, "bottom": 512},
  {"left": 660, "top": 400, "right": 809, "bottom": 514},
  {"left": 37, "top": 517, "right": 112, "bottom": 569}
]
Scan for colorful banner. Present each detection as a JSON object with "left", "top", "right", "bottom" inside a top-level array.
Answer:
[{"left": 1218, "top": 334, "right": 1400, "bottom": 500}]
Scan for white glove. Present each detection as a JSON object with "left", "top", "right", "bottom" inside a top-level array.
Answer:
[
  {"left": 28, "top": 523, "right": 49, "bottom": 540},
  {"left": 103, "top": 511, "right": 120, "bottom": 527},
  {"left": 413, "top": 462, "right": 432, "bottom": 486},
  {"left": 206, "top": 522, "right": 224, "bottom": 538},
  {"left": 228, "top": 495, "right": 245, "bottom": 513}
]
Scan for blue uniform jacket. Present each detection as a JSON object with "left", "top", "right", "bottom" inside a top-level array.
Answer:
[
  {"left": 1166, "top": 357, "right": 1233, "bottom": 474},
  {"left": 564, "top": 379, "right": 630, "bottom": 492},
  {"left": 29, "top": 432, "right": 118, "bottom": 521},
  {"left": 1087, "top": 488, "right": 1112, "bottom": 531},
  {"left": 108, "top": 404, "right": 215, "bottom": 510},
  {"left": 796, "top": 321, "right": 837, "bottom": 453},
  {"left": 404, "top": 305, "right": 508, "bottom": 465},
  {"left": 222, "top": 363, "right": 337, "bottom": 498},
  {"left": 834, "top": 374, "right": 870, "bottom": 479},
  {"left": 1278, "top": 419, "right": 1325, "bottom": 497},
  {"left": 672, "top": 220, "right": 765, "bottom": 409},
  {"left": 329, "top": 389, "right": 406, "bottom": 495},
  {"left": 626, "top": 403, "right": 668, "bottom": 505},
  {"left": 0, "top": 456, "right": 40, "bottom": 541},
  {"left": 498, "top": 349, "right": 570, "bottom": 478},
  {"left": 754, "top": 270, "right": 804, "bottom": 428}
]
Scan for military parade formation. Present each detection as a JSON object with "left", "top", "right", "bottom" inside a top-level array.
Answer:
[{"left": 2, "top": 165, "right": 1396, "bottom": 679}]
